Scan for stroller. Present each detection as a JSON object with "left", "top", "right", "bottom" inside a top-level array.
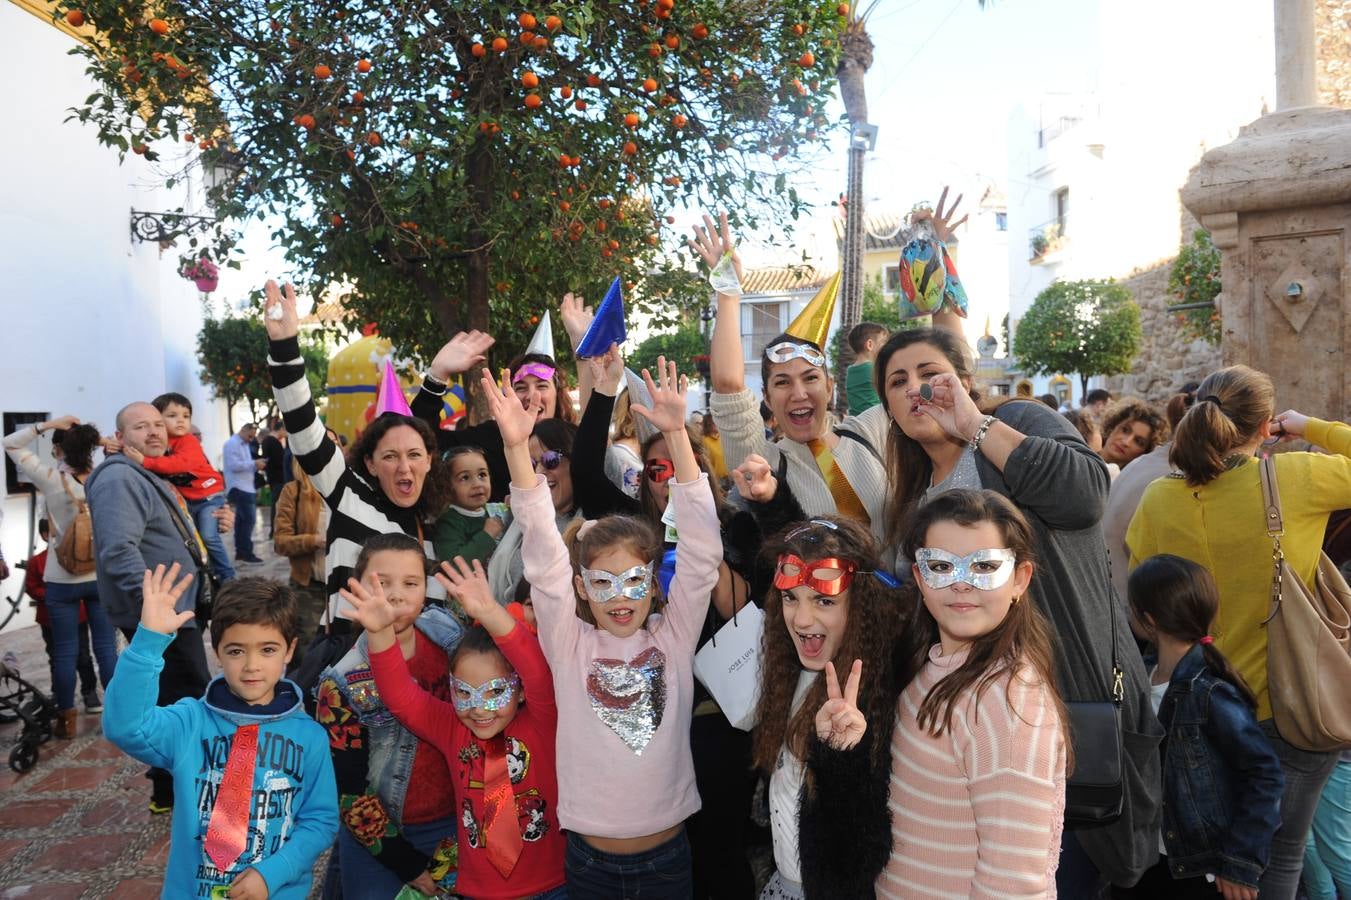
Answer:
[{"left": 0, "top": 561, "right": 57, "bottom": 773}]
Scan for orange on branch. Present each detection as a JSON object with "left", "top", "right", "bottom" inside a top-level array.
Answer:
[
  {"left": 522, "top": 71, "right": 540, "bottom": 88},
  {"left": 357, "top": 58, "right": 372, "bottom": 73},
  {"left": 598, "top": 198, "right": 612, "bottom": 209},
  {"left": 491, "top": 36, "right": 509, "bottom": 52},
  {"left": 314, "top": 63, "right": 332, "bottom": 79},
  {"left": 65, "top": 9, "right": 85, "bottom": 27},
  {"left": 560, "top": 85, "right": 573, "bottom": 98},
  {"left": 672, "top": 113, "right": 687, "bottom": 128},
  {"left": 622, "top": 140, "right": 638, "bottom": 155},
  {"left": 524, "top": 92, "right": 542, "bottom": 108},
  {"left": 352, "top": 90, "right": 365, "bottom": 103},
  {"left": 332, "top": 214, "right": 344, "bottom": 226},
  {"left": 545, "top": 14, "right": 562, "bottom": 31},
  {"left": 585, "top": 73, "right": 602, "bottom": 87},
  {"left": 647, "top": 42, "right": 662, "bottom": 57},
  {"left": 691, "top": 22, "right": 709, "bottom": 39},
  {"left": 148, "top": 17, "right": 169, "bottom": 34},
  {"left": 532, "top": 36, "right": 548, "bottom": 50},
  {"left": 366, "top": 130, "right": 382, "bottom": 145},
  {"left": 519, "top": 31, "right": 535, "bottom": 45},
  {"left": 574, "top": 99, "right": 588, "bottom": 110},
  {"left": 798, "top": 51, "right": 815, "bottom": 67},
  {"left": 665, "top": 34, "right": 680, "bottom": 49},
  {"left": 519, "top": 12, "right": 537, "bottom": 29},
  {"left": 642, "top": 78, "right": 658, "bottom": 92},
  {"left": 472, "top": 42, "right": 486, "bottom": 57},
  {"left": 624, "top": 112, "right": 640, "bottom": 127}
]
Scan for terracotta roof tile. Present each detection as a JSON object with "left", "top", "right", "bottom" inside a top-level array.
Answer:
[
  {"left": 740, "top": 265, "right": 830, "bottom": 295},
  {"left": 832, "top": 211, "right": 908, "bottom": 251}
]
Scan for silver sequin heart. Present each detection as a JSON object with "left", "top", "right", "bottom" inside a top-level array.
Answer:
[{"left": 586, "top": 647, "right": 667, "bottom": 755}]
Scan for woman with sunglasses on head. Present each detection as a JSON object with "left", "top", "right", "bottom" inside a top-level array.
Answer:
[
  {"left": 690, "top": 214, "right": 890, "bottom": 538},
  {"left": 486, "top": 418, "right": 581, "bottom": 606},
  {"left": 569, "top": 344, "right": 767, "bottom": 900},
  {"left": 875, "top": 326, "right": 1164, "bottom": 893},
  {"left": 409, "top": 295, "right": 587, "bottom": 504}
]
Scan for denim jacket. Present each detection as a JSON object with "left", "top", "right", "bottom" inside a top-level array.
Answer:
[
  {"left": 1158, "top": 643, "right": 1284, "bottom": 888},
  {"left": 321, "top": 606, "right": 463, "bottom": 822}
]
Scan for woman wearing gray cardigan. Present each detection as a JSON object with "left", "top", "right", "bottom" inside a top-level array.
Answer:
[
  {"left": 868, "top": 326, "right": 1164, "bottom": 892},
  {"left": 692, "top": 214, "right": 890, "bottom": 538}
]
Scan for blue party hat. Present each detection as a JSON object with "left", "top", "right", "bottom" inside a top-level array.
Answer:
[{"left": 575, "top": 277, "right": 627, "bottom": 358}]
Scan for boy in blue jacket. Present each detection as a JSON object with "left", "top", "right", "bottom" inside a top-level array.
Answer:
[{"left": 105, "top": 565, "right": 338, "bottom": 899}]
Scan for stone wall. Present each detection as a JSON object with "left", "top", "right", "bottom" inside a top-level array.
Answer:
[
  {"left": 1317, "top": 0, "right": 1351, "bottom": 107},
  {"left": 1102, "top": 260, "right": 1223, "bottom": 404}
]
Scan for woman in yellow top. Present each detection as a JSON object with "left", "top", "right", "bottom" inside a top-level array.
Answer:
[{"left": 1127, "top": 365, "right": 1351, "bottom": 900}]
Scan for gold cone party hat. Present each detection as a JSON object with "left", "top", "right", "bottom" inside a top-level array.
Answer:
[{"left": 785, "top": 271, "right": 840, "bottom": 348}]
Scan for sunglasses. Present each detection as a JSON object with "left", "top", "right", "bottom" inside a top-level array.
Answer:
[
  {"left": 764, "top": 341, "right": 826, "bottom": 368},
  {"left": 644, "top": 458, "right": 676, "bottom": 483},
  {"left": 914, "top": 548, "right": 1017, "bottom": 591},
  {"left": 532, "top": 450, "right": 566, "bottom": 472},
  {"left": 774, "top": 554, "right": 857, "bottom": 596}
]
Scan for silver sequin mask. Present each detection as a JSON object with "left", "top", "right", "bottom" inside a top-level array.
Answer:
[
  {"left": 451, "top": 674, "right": 521, "bottom": 713},
  {"left": 914, "top": 548, "right": 1017, "bottom": 591},
  {"left": 581, "top": 562, "right": 654, "bottom": 604}
]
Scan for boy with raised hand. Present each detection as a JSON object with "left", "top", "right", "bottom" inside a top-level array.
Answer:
[{"left": 104, "top": 566, "right": 338, "bottom": 899}]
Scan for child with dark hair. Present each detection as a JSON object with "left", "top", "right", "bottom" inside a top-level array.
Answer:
[
  {"left": 508, "top": 577, "right": 538, "bottom": 634},
  {"left": 343, "top": 555, "right": 565, "bottom": 899},
  {"left": 143, "top": 392, "right": 234, "bottom": 582},
  {"left": 845, "top": 322, "right": 890, "bottom": 415},
  {"left": 1115, "top": 555, "right": 1284, "bottom": 899},
  {"left": 104, "top": 569, "right": 337, "bottom": 899},
  {"left": 432, "top": 445, "right": 505, "bottom": 569}
]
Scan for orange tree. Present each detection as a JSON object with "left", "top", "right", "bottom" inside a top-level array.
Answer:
[{"left": 59, "top": 0, "right": 846, "bottom": 363}]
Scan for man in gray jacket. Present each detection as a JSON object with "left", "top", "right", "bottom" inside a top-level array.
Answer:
[{"left": 86, "top": 400, "right": 232, "bottom": 813}]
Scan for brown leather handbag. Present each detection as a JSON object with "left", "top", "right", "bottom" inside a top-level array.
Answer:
[{"left": 1259, "top": 456, "right": 1351, "bottom": 752}]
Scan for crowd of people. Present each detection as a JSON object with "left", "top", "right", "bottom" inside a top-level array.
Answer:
[{"left": 4, "top": 210, "right": 1351, "bottom": 900}]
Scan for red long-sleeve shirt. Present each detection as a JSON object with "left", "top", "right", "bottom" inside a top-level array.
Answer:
[
  {"left": 369, "top": 624, "right": 564, "bottom": 899},
  {"left": 140, "top": 433, "right": 225, "bottom": 501}
]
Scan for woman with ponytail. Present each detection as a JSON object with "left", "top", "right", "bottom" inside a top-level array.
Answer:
[
  {"left": 1127, "top": 365, "right": 1351, "bottom": 898},
  {"left": 1117, "top": 555, "right": 1283, "bottom": 900}
]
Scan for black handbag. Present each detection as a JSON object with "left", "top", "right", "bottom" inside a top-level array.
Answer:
[
  {"left": 1063, "top": 569, "right": 1125, "bottom": 828},
  {"left": 146, "top": 474, "right": 219, "bottom": 626}
]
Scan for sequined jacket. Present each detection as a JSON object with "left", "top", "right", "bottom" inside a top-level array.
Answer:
[{"left": 315, "top": 606, "right": 463, "bottom": 884}]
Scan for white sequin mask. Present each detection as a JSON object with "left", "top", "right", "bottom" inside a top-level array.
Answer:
[
  {"left": 914, "top": 548, "right": 1017, "bottom": 591},
  {"left": 581, "top": 562, "right": 654, "bottom": 604}
]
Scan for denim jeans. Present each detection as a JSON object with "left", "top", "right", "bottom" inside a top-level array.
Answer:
[
  {"left": 1301, "top": 757, "right": 1351, "bottom": 900},
  {"left": 565, "top": 829, "right": 693, "bottom": 899},
  {"left": 188, "top": 493, "right": 235, "bottom": 581},
  {"left": 337, "top": 815, "right": 456, "bottom": 899},
  {"left": 45, "top": 581, "right": 117, "bottom": 710},
  {"left": 39, "top": 620, "right": 96, "bottom": 696},
  {"left": 227, "top": 488, "right": 257, "bottom": 559},
  {"left": 1257, "top": 719, "right": 1340, "bottom": 900}
]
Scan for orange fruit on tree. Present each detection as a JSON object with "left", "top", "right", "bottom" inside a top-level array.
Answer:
[
  {"left": 366, "top": 130, "right": 381, "bottom": 145},
  {"left": 623, "top": 140, "right": 638, "bottom": 155},
  {"left": 672, "top": 113, "right": 687, "bottom": 128},
  {"left": 647, "top": 42, "right": 662, "bottom": 57},
  {"left": 519, "top": 30, "right": 535, "bottom": 45},
  {"left": 586, "top": 73, "right": 602, "bottom": 87},
  {"left": 65, "top": 9, "right": 85, "bottom": 27},
  {"left": 560, "top": 85, "right": 573, "bottom": 99},
  {"left": 332, "top": 214, "right": 344, "bottom": 227},
  {"left": 345, "top": 148, "right": 355, "bottom": 159},
  {"left": 608, "top": 239, "right": 620, "bottom": 249},
  {"left": 357, "top": 58, "right": 372, "bottom": 73},
  {"left": 545, "top": 14, "right": 562, "bottom": 31},
  {"left": 522, "top": 71, "right": 539, "bottom": 88},
  {"left": 799, "top": 51, "right": 815, "bottom": 67},
  {"left": 691, "top": 22, "right": 709, "bottom": 39},
  {"left": 353, "top": 90, "right": 365, "bottom": 103},
  {"left": 524, "top": 92, "right": 542, "bottom": 109},
  {"left": 647, "top": 234, "right": 659, "bottom": 245},
  {"left": 792, "top": 23, "right": 804, "bottom": 35},
  {"left": 665, "top": 34, "right": 680, "bottom": 49},
  {"left": 491, "top": 36, "right": 509, "bottom": 52},
  {"left": 471, "top": 42, "right": 486, "bottom": 57},
  {"left": 297, "top": 113, "right": 316, "bottom": 129},
  {"left": 624, "top": 112, "right": 640, "bottom": 127},
  {"left": 642, "top": 78, "right": 657, "bottom": 92},
  {"left": 519, "top": 12, "right": 537, "bottom": 29},
  {"left": 148, "top": 17, "right": 169, "bottom": 34},
  {"left": 511, "top": 190, "right": 521, "bottom": 200},
  {"left": 598, "top": 198, "right": 612, "bottom": 209},
  {"left": 575, "top": 99, "right": 588, "bottom": 111},
  {"left": 132, "top": 143, "right": 147, "bottom": 155},
  {"left": 665, "top": 215, "right": 676, "bottom": 224},
  {"left": 596, "top": 220, "right": 607, "bottom": 232},
  {"left": 602, "top": 248, "right": 614, "bottom": 258},
  {"left": 532, "top": 35, "right": 548, "bottom": 50},
  {"left": 837, "top": 2, "right": 850, "bottom": 14},
  {"left": 559, "top": 201, "right": 570, "bottom": 211}
]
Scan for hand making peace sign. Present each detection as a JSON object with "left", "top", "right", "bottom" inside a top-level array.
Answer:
[{"left": 815, "top": 659, "right": 867, "bottom": 751}]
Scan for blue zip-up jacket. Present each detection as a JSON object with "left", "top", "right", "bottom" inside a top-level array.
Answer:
[
  {"left": 1158, "top": 643, "right": 1285, "bottom": 888},
  {"left": 105, "top": 626, "right": 338, "bottom": 899}
]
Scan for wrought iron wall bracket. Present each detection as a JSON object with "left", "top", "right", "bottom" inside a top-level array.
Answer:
[{"left": 129, "top": 209, "right": 218, "bottom": 243}]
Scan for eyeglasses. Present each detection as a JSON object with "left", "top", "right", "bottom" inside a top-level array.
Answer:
[
  {"left": 764, "top": 341, "right": 826, "bottom": 368},
  {"left": 914, "top": 548, "right": 1017, "bottom": 591},
  {"left": 532, "top": 450, "right": 566, "bottom": 472},
  {"left": 581, "top": 562, "right": 654, "bottom": 604},
  {"left": 451, "top": 674, "right": 521, "bottom": 713},
  {"left": 774, "top": 554, "right": 858, "bottom": 596},
  {"left": 644, "top": 458, "right": 676, "bottom": 483}
]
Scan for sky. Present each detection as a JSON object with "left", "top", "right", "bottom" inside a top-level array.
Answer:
[{"left": 220, "top": 0, "right": 1110, "bottom": 315}]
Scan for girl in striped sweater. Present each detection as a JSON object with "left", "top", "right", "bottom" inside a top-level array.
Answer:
[{"left": 813, "top": 489, "right": 1070, "bottom": 899}]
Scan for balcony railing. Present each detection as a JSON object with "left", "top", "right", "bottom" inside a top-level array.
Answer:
[
  {"left": 1028, "top": 218, "right": 1069, "bottom": 262},
  {"left": 1037, "top": 115, "right": 1084, "bottom": 148}
]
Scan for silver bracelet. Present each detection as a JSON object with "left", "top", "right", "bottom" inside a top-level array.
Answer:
[
  {"left": 423, "top": 374, "right": 448, "bottom": 396},
  {"left": 969, "top": 415, "right": 996, "bottom": 452}
]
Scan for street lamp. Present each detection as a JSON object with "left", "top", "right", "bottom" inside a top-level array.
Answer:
[{"left": 697, "top": 302, "right": 716, "bottom": 411}]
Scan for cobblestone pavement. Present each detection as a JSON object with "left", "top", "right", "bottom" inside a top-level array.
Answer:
[{"left": 0, "top": 524, "right": 330, "bottom": 899}]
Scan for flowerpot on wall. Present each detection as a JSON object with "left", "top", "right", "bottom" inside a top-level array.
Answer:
[{"left": 195, "top": 276, "right": 219, "bottom": 293}]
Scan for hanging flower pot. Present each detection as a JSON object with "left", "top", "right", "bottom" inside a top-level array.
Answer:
[
  {"left": 178, "top": 255, "right": 220, "bottom": 293},
  {"left": 194, "top": 275, "right": 219, "bottom": 293}
]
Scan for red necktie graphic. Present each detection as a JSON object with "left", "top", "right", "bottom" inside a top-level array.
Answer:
[
  {"left": 204, "top": 724, "right": 259, "bottom": 874},
  {"left": 482, "top": 734, "right": 523, "bottom": 879}
]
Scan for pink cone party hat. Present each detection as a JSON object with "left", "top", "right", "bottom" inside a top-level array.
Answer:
[{"left": 374, "top": 360, "right": 414, "bottom": 418}]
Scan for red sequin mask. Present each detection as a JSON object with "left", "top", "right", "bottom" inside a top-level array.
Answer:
[{"left": 773, "top": 554, "right": 858, "bottom": 596}]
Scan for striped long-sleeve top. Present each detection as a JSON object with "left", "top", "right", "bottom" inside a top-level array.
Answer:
[
  {"left": 268, "top": 336, "right": 444, "bottom": 615},
  {"left": 880, "top": 645, "right": 1066, "bottom": 900}
]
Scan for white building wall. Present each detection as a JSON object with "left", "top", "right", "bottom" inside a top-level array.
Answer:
[
  {"left": 0, "top": 3, "right": 230, "bottom": 628},
  {"left": 1005, "top": 0, "right": 1275, "bottom": 402}
]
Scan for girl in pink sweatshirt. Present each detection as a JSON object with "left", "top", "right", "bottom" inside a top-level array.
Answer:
[{"left": 482, "top": 357, "right": 722, "bottom": 899}]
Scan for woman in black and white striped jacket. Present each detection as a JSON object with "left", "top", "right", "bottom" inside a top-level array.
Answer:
[{"left": 263, "top": 280, "right": 451, "bottom": 619}]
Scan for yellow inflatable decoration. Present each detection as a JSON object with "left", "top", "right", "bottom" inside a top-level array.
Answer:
[{"left": 324, "top": 333, "right": 468, "bottom": 445}]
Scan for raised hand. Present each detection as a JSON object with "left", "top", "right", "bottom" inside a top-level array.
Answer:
[
  {"left": 687, "top": 212, "right": 743, "bottom": 283},
  {"left": 560, "top": 292, "right": 594, "bottom": 352},
  {"left": 42, "top": 415, "right": 81, "bottom": 432},
  {"left": 916, "top": 373, "right": 985, "bottom": 443},
  {"left": 912, "top": 186, "right": 967, "bottom": 243},
  {"left": 631, "top": 357, "right": 689, "bottom": 435},
  {"left": 815, "top": 659, "right": 867, "bottom": 751},
  {"left": 338, "top": 573, "right": 398, "bottom": 634},
  {"left": 481, "top": 367, "right": 537, "bottom": 449},
  {"left": 263, "top": 280, "right": 300, "bottom": 341},
  {"left": 586, "top": 343, "right": 625, "bottom": 395},
  {"left": 435, "top": 558, "right": 502, "bottom": 625},
  {"left": 731, "top": 453, "right": 778, "bottom": 503},
  {"left": 430, "top": 330, "right": 495, "bottom": 382},
  {"left": 140, "top": 563, "right": 196, "bottom": 635}
]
